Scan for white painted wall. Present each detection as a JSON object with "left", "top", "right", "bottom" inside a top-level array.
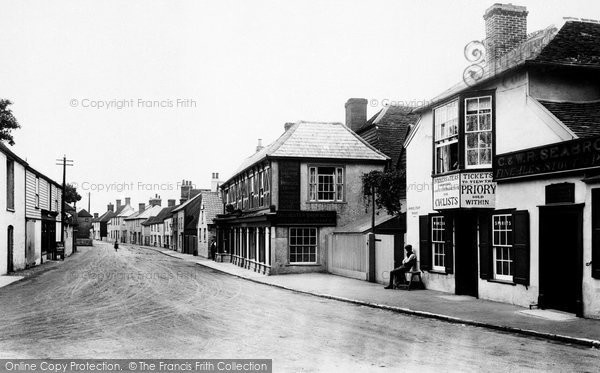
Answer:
[{"left": 0, "top": 153, "right": 26, "bottom": 273}]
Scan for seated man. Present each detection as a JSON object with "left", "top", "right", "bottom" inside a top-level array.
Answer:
[{"left": 384, "top": 245, "right": 417, "bottom": 289}]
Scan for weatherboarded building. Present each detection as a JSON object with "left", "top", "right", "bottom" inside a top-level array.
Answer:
[
  {"left": 215, "top": 121, "right": 388, "bottom": 275},
  {"left": 405, "top": 4, "right": 600, "bottom": 318}
]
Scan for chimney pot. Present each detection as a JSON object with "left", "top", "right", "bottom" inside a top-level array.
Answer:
[
  {"left": 345, "top": 98, "right": 368, "bottom": 133},
  {"left": 256, "top": 138, "right": 264, "bottom": 153},
  {"left": 94, "top": 213, "right": 99, "bottom": 219},
  {"left": 107, "top": 203, "right": 114, "bottom": 212},
  {"left": 483, "top": 3, "right": 528, "bottom": 69},
  {"left": 116, "top": 199, "right": 122, "bottom": 208}
]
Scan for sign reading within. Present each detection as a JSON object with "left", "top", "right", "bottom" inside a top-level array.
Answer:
[
  {"left": 460, "top": 172, "right": 496, "bottom": 207},
  {"left": 433, "top": 174, "right": 460, "bottom": 209},
  {"left": 433, "top": 172, "right": 496, "bottom": 210},
  {"left": 495, "top": 136, "right": 600, "bottom": 181}
]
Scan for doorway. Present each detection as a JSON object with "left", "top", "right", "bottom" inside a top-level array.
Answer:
[
  {"left": 7, "top": 226, "right": 14, "bottom": 273},
  {"left": 454, "top": 212, "right": 479, "bottom": 297},
  {"left": 538, "top": 205, "right": 583, "bottom": 315}
]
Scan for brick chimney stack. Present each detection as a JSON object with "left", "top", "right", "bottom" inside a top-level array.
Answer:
[
  {"left": 125, "top": 197, "right": 131, "bottom": 206},
  {"left": 107, "top": 203, "right": 114, "bottom": 212},
  {"left": 181, "top": 180, "right": 193, "bottom": 202},
  {"left": 484, "top": 3, "right": 528, "bottom": 69},
  {"left": 116, "top": 199, "right": 122, "bottom": 209},
  {"left": 345, "top": 98, "right": 368, "bottom": 133},
  {"left": 149, "top": 194, "right": 161, "bottom": 207},
  {"left": 94, "top": 213, "right": 99, "bottom": 219},
  {"left": 211, "top": 172, "right": 221, "bottom": 193},
  {"left": 284, "top": 122, "right": 295, "bottom": 132},
  {"left": 139, "top": 203, "right": 145, "bottom": 213},
  {"left": 168, "top": 199, "right": 176, "bottom": 207}
]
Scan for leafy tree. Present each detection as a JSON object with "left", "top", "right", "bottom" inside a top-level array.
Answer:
[
  {"left": 362, "top": 170, "right": 405, "bottom": 216},
  {"left": 0, "top": 99, "right": 21, "bottom": 145},
  {"left": 64, "top": 183, "right": 82, "bottom": 204}
]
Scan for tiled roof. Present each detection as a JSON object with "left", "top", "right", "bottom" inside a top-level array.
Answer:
[
  {"left": 202, "top": 192, "right": 223, "bottom": 224},
  {"left": 144, "top": 206, "right": 176, "bottom": 225},
  {"left": 539, "top": 100, "right": 600, "bottom": 138},
  {"left": 124, "top": 210, "right": 142, "bottom": 220},
  {"left": 229, "top": 121, "right": 389, "bottom": 181},
  {"left": 77, "top": 209, "right": 93, "bottom": 218},
  {"left": 356, "top": 105, "right": 419, "bottom": 168},
  {"left": 417, "top": 19, "right": 600, "bottom": 113}
]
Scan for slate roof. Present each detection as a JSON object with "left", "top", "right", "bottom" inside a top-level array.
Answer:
[
  {"left": 95, "top": 210, "right": 115, "bottom": 223},
  {"left": 539, "top": 100, "right": 600, "bottom": 138},
  {"left": 77, "top": 209, "right": 93, "bottom": 218},
  {"left": 229, "top": 121, "right": 389, "bottom": 181},
  {"left": 172, "top": 192, "right": 202, "bottom": 213},
  {"left": 417, "top": 19, "right": 600, "bottom": 113},
  {"left": 184, "top": 194, "right": 203, "bottom": 231},
  {"left": 201, "top": 191, "right": 223, "bottom": 225},
  {"left": 123, "top": 210, "right": 142, "bottom": 221},
  {"left": 114, "top": 205, "right": 130, "bottom": 216},
  {"left": 143, "top": 206, "right": 176, "bottom": 226},
  {"left": 356, "top": 105, "right": 420, "bottom": 168}
]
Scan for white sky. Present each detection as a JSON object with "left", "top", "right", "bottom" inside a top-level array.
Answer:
[{"left": 1, "top": 0, "right": 598, "bottom": 214}]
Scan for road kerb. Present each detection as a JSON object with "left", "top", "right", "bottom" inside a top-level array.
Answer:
[{"left": 194, "top": 261, "right": 600, "bottom": 349}]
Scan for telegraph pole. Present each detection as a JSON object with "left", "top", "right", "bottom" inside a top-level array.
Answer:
[{"left": 56, "top": 155, "right": 74, "bottom": 244}]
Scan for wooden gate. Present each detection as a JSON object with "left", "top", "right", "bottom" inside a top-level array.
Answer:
[{"left": 328, "top": 233, "right": 367, "bottom": 280}]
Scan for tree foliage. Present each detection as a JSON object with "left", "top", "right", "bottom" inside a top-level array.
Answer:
[
  {"left": 362, "top": 169, "right": 405, "bottom": 216},
  {"left": 0, "top": 99, "right": 21, "bottom": 146},
  {"left": 64, "top": 183, "right": 82, "bottom": 204}
]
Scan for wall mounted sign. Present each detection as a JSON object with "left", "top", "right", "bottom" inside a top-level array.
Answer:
[
  {"left": 433, "top": 172, "right": 496, "bottom": 210},
  {"left": 495, "top": 136, "right": 600, "bottom": 181}
]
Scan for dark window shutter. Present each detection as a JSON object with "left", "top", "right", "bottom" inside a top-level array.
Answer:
[
  {"left": 592, "top": 189, "right": 600, "bottom": 279},
  {"left": 419, "top": 215, "right": 432, "bottom": 271},
  {"left": 479, "top": 213, "right": 492, "bottom": 280},
  {"left": 512, "top": 210, "right": 530, "bottom": 285},
  {"left": 444, "top": 216, "right": 454, "bottom": 274}
]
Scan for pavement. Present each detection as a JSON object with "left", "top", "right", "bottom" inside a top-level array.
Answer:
[{"left": 141, "top": 245, "right": 600, "bottom": 349}]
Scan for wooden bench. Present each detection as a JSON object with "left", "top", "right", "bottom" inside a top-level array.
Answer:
[{"left": 394, "top": 270, "right": 424, "bottom": 291}]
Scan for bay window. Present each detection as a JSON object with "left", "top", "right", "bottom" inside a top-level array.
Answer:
[
  {"left": 434, "top": 101, "right": 459, "bottom": 173},
  {"left": 465, "top": 96, "right": 493, "bottom": 168}
]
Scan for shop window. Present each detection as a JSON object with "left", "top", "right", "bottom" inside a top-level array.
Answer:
[
  {"left": 289, "top": 227, "right": 317, "bottom": 264},
  {"left": 493, "top": 214, "right": 513, "bottom": 281},
  {"left": 434, "top": 101, "right": 459, "bottom": 174},
  {"left": 465, "top": 97, "right": 493, "bottom": 168},
  {"left": 309, "top": 166, "right": 344, "bottom": 202},
  {"left": 431, "top": 216, "right": 446, "bottom": 270}
]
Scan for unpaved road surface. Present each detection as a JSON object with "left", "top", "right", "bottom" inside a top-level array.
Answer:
[{"left": 0, "top": 242, "right": 598, "bottom": 372}]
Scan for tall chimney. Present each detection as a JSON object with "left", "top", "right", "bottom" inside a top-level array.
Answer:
[
  {"left": 256, "top": 139, "right": 264, "bottom": 153},
  {"left": 125, "top": 197, "right": 131, "bottom": 206},
  {"left": 181, "top": 179, "right": 192, "bottom": 202},
  {"left": 345, "top": 98, "right": 368, "bottom": 132},
  {"left": 211, "top": 172, "right": 220, "bottom": 193},
  {"left": 94, "top": 213, "right": 99, "bottom": 219},
  {"left": 484, "top": 3, "right": 528, "bottom": 70},
  {"left": 139, "top": 203, "right": 146, "bottom": 213},
  {"left": 116, "top": 199, "right": 122, "bottom": 209},
  {"left": 168, "top": 199, "right": 176, "bottom": 207},
  {"left": 107, "top": 203, "right": 114, "bottom": 212}
]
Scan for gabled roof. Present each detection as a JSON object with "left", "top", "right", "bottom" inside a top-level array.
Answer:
[
  {"left": 77, "top": 209, "right": 93, "bottom": 218},
  {"left": 172, "top": 192, "right": 202, "bottom": 213},
  {"left": 95, "top": 210, "right": 115, "bottom": 223},
  {"left": 0, "top": 142, "right": 28, "bottom": 166},
  {"left": 133, "top": 205, "right": 163, "bottom": 221},
  {"left": 539, "top": 100, "right": 600, "bottom": 138},
  {"left": 201, "top": 191, "right": 223, "bottom": 225},
  {"left": 184, "top": 195, "right": 203, "bottom": 231},
  {"left": 143, "top": 206, "right": 176, "bottom": 226},
  {"left": 227, "top": 121, "right": 389, "bottom": 183},
  {"left": 124, "top": 210, "right": 142, "bottom": 221},
  {"left": 356, "top": 105, "right": 420, "bottom": 168},
  {"left": 416, "top": 19, "right": 600, "bottom": 113},
  {"left": 114, "top": 204, "right": 131, "bottom": 216}
]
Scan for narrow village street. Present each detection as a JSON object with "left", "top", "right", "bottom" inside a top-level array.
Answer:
[{"left": 0, "top": 242, "right": 598, "bottom": 372}]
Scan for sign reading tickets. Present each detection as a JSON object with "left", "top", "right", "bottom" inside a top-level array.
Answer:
[{"left": 433, "top": 172, "right": 496, "bottom": 210}]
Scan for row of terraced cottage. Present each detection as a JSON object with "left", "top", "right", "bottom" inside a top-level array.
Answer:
[{"left": 92, "top": 4, "right": 600, "bottom": 319}]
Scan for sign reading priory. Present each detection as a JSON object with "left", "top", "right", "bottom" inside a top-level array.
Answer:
[{"left": 433, "top": 172, "right": 496, "bottom": 210}]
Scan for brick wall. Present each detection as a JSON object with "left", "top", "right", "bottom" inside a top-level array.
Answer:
[{"left": 484, "top": 3, "right": 528, "bottom": 65}]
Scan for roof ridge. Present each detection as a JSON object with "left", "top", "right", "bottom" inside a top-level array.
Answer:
[{"left": 537, "top": 98, "right": 600, "bottom": 104}]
